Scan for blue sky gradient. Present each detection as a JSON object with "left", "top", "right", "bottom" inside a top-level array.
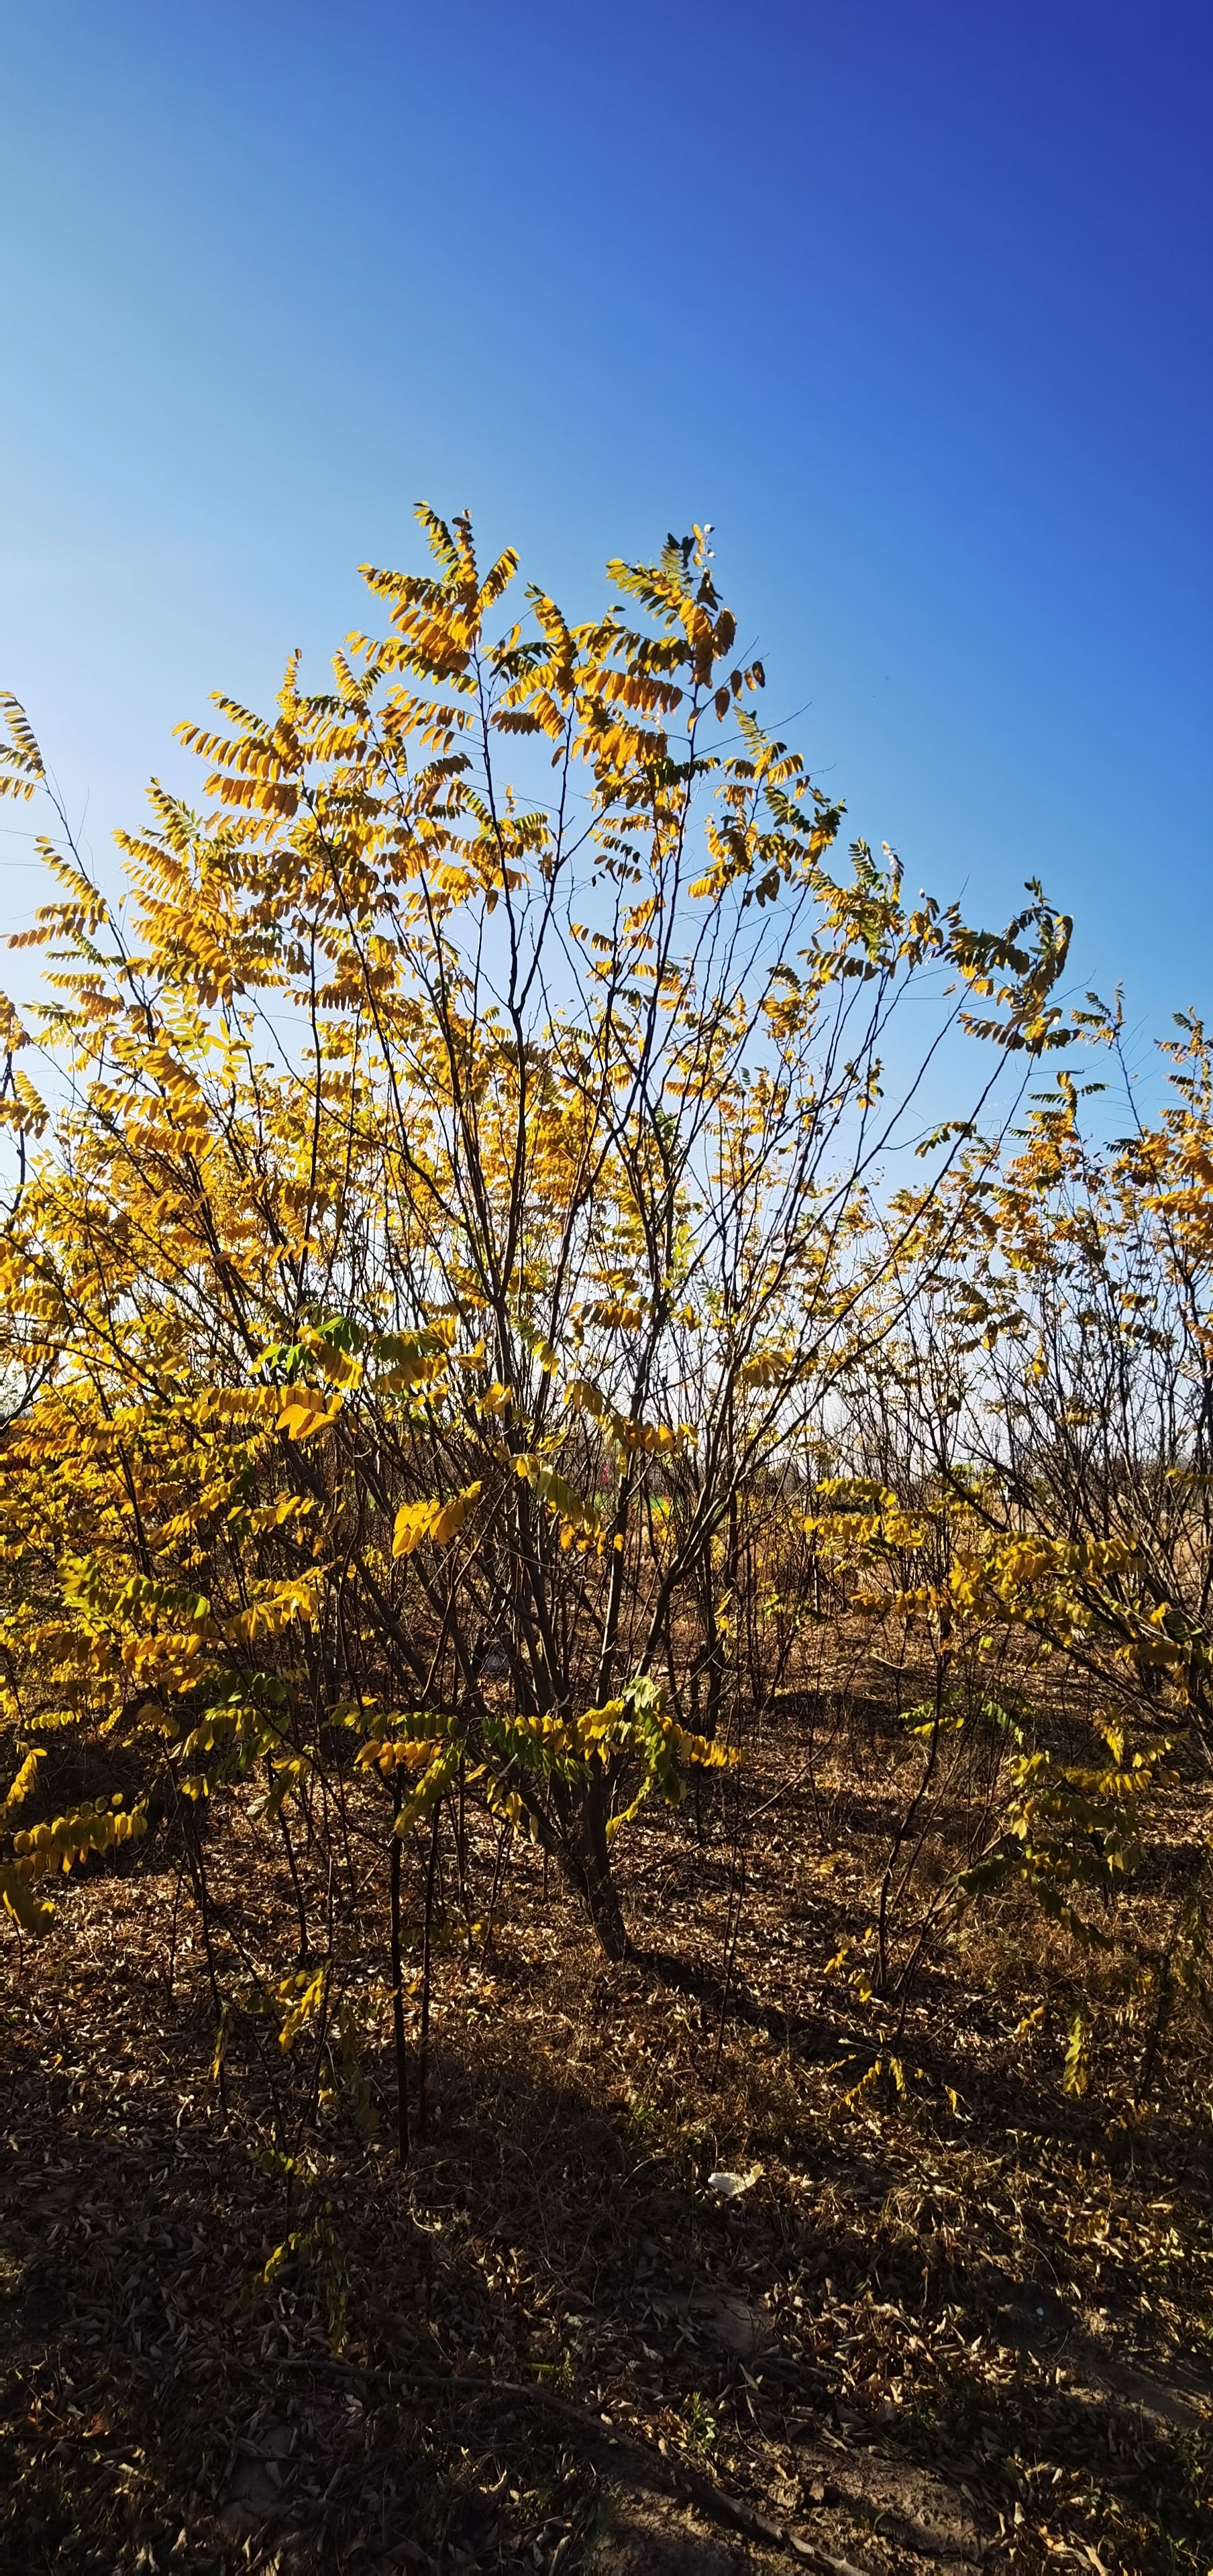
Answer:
[{"left": 1, "top": 0, "right": 1209, "bottom": 1063}]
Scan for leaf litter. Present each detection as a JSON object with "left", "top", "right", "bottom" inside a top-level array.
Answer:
[{"left": 3, "top": 1701, "right": 1213, "bottom": 2575}]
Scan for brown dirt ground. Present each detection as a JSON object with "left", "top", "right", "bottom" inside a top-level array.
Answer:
[{"left": 3, "top": 1697, "right": 1213, "bottom": 2575}]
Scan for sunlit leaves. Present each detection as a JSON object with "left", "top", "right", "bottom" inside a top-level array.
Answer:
[
  {"left": 0, "top": 692, "right": 44, "bottom": 801},
  {"left": 0, "top": 498, "right": 1089, "bottom": 1987},
  {"left": 392, "top": 1483, "right": 482, "bottom": 1557}
]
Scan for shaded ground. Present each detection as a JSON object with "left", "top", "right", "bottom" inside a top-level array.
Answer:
[{"left": 3, "top": 1699, "right": 1213, "bottom": 2573}]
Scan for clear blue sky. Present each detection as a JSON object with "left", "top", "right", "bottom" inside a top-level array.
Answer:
[{"left": 1, "top": 0, "right": 1209, "bottom": 1059}]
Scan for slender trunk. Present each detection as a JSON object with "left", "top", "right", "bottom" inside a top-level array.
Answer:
[
  {"left": 877, "top": 1651, "right": 946, "bottom": 1998},
  {"left": 482, "top": 1819, "right": 513, "bottom": 1964},
  {"left": 572, "top": 1770, "right": 631, "bottom": 1961},
  {"left": 270, "top": 1760, "right": 309, "bottom": 1957},
  {"left": 1137, "top": 1933, "right": 1177, "bottom": 2105},
  {"left": 184, "top": 1807, "right": 228, "bottom": 2116},
  {"left": 164, "top": 1856, "right": 186, "bottom": 2002},
  {"left": 583, "top": 1864, "right": 631, "bottom": 1962},
  {"left": 455, "top": 1753, "right": 470, "bottom": 1927},
  {"left": 417, "top": 1801, "right": 441, "bottom": 2141},
  {"left": 389, "top": 1789, "right": 410, "bottom": 2166}
]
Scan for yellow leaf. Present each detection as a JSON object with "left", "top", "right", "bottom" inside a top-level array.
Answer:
[
  {"left": 0, "top": 1864, "right": 54, "bottom": 1934},
  {"left": 278, "top": 1385, "right": 341, "bottom": 1440},
  {"left": 1, "top": 1749, "right": 44, "bottom": 1815},
  {"left": 392, "top": 1482, "right": 481, "bottom": 1557}
]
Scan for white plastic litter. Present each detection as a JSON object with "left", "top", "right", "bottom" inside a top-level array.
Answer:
[{"left": 706, "top": 2167, "right": 761, "bottom": 2198}]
